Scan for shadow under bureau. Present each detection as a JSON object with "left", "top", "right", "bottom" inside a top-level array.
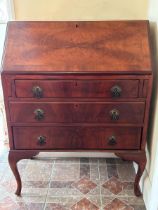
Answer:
[{"left": 1, "top": 21, "right": 153, "bottom": 197}]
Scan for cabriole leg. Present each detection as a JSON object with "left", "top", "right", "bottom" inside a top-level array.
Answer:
[
  {"left": 8, "top": 150, "right": 39, "bottom": 196},
  {"left": 115, "top": 151, "right": 146, "bottom": 197}
]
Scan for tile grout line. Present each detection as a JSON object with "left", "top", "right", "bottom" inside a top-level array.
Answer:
[
  {"left": 115, "top": 161, "right": 119, "bottom": 180},
  {"left": 97, "top": 159, "right": 103, "bottom": 210},
  {"left": 43, "top": 160, "right": 55, "bottom": 210}
]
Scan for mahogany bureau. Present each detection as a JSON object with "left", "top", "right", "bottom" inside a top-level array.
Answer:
[{"left": 1, "top": 21, "right": 153, "bottom": 196}]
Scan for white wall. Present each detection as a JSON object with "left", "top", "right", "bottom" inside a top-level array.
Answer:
[
  {"left": 13, "top": 0, "right": 148, "bottom": 20},
  {"left": 141, "top": 0, "right": 158, "bottom": 209}
]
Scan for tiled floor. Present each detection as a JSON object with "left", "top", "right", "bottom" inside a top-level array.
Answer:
[{"left": 0, "top": 146, "right": 146, "bottom": 210}]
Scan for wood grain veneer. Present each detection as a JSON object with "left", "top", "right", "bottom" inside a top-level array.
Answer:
[{"left": 1, "top": 20, "right": 153, "bottom": 197}]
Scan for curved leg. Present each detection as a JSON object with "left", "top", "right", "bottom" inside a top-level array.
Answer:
[
  {"left": 115, "top": 151, "right": 146, "bottom": 197},
  {"left": 8, "top": 150, "right": 39, "bottom": 196}
]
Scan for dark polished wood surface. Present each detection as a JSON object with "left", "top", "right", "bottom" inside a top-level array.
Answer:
[
  {"left": 13, "top": 126, "right": 141, "bottom": 150},
  {"left": 2, "top": 21, "right": 152, "bottom": 74},
  {"left": 15, "top": 79, "right": 139, "bottom": 98},
  {"left": 9, "top": 101, "right": 145, "bottom": 124},
  {"left": 1, "top": 21, "right": 153, "bottom": 196}
]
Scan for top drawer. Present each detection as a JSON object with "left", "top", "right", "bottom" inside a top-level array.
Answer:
[{"left": 15, "top": 80, "right": 139, "bottom": 99}]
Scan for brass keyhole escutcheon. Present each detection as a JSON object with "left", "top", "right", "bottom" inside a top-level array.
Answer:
[
  {"left": 37, "top": 136, "right": 46, "bottom": 145},
  {"left": 111, "top": 85, "right": 122, "bottom": 98},
  {"left": 32, "top": 86, "right": 43, "bottom": 98},
  {"left": 110, "top": 109, "right": 120, "bottom": 121},
  {"left": 34, "top": 109, "right": 44, "bottom": 120},
  {"left": 108, "top": 136, "right": 117, "bottom": 146}
]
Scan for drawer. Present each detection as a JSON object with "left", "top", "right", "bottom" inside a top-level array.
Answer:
[
  {"left": 13, "top": 126, "right": 141, "bottom": 150},
  {"left": 15, "top": 80, "right": 139, "bottom": 98},
  {"left": 10, "top": 102, "right": 145, "bottom": 124}
]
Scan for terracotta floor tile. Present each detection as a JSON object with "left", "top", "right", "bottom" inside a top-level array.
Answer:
[
  {"left": 71, "top": 198, "right": 99, "bottom": 210},
  {"left": 118, "top": 188, "right": 136, "bottom": 197},
  {"left": 86, "top": 185, "right": 100, "bottom": 195},
  {"left": 105, "top": 182, "right": 135, "bottom": 197},
  {"left": 101, "top": 187, "right": 115, "bottom": 196},
  {"left": 103, "top": 198, "right": 133, "bottom": 210},
  {"left": 101, "top": 196, "right": 114, "bottom": 207},
  {"left": 102, "top": 177, "right": 128, "bottom": 195},
  {"left": 85, "top": 195, "right": 101, "bottom": 208},
  {"left": 72, "top": 177, "right": 97, "bottom": 194}
]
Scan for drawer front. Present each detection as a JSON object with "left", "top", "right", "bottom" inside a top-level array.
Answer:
[
  {"left": 13, "top": 126, "right": 141, "bottom": 150},
  {"left": 10, "top": 102, "right": 145, "bottom": 124},
  {"left": 15, "top": 80, "right": 139, "bottom": 98}
]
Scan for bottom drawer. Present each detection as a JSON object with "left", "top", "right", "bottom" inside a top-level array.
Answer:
[{"left": 13, "top": 126, "right": 141, "bottom": 150}]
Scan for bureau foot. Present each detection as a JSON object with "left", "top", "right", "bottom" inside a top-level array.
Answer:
[
  {"left": 115, "top": 151, "right": 146, "bottom": 197},
  {"left": 8, "top": 151, "right": 39, "bottom": 196}
]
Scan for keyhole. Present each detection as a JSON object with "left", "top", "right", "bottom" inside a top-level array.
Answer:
[{"left": 75, "top": 24, "right": 79, "bottom": 28}]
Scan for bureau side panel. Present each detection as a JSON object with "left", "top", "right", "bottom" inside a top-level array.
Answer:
[
  {"left": 1, "top": 73, "right": 14, "bottom": 149},
  {"left": 141, "top": 75, "right": 153, "bottom": 150}
]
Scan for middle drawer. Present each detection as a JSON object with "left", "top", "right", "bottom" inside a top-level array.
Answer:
[{"left": 9, "top": 102, "right": 145, "bottom": 124}]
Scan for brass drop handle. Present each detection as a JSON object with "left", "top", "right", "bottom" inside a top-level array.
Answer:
[
  {"left": 32, "top": 86, "right": 43, "bottom": 98},
  {"left": 110, "top": 109, "right": 120, "bottom": 121},
  {"left": 34, "top": 109, "right": 44, "bottom": 120},
  {"left": 108, "top": 136, "right": 117, "bottom": 145},
  {"left": 111, "top": 85, "right": 122, "bottom": 98},
  {"left": 37, "top": 136, "right": 46, "bottom": 145}
]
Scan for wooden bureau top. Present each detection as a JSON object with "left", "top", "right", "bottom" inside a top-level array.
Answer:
[{"left": 2, "top": 21, "right": 152, "bottom": 74}]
